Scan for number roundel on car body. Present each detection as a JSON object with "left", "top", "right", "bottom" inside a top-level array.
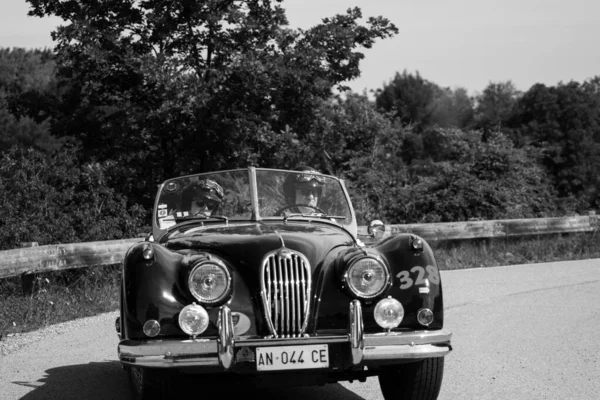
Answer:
[{"left": 396, "top": 265, "right": 440, "bottom": 290}]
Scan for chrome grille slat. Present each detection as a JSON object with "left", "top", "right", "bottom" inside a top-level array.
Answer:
[
  {"left": 278, "top": 257, "right": 284, "bottom": 333},
  {"left": 284, "top": 258, "right": 290, "bottom": 335},
  {"left": 290, "top": 257, "right": 297, "bottom": 333},
  {"left": 272, "top": 258, "right": 279, "bottom": 332},
  {"left": 260, "top": 249, "right": 311, "bottom": 337}
]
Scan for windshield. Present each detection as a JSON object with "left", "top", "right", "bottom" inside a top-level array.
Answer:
[{"left": 153, "top": 168, "right": 356, "bottom": 237}]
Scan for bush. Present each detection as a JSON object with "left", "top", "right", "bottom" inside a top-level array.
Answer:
[
  {"left": 350, "top": 128, "right": 570, "bottom": 224},
  {"left": 0, "top": 147, "right": 147, "bottom": 250}
]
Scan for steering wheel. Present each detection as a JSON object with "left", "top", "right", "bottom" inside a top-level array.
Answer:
[{"left": 276, "top": 204, "right": 326, "bottom": 216}]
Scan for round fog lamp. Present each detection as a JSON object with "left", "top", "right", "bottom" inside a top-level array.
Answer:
[
  {"left": 143, "top": 320, "right": 161, "bottom": 337},
  {"left": 178, "top": 304, "right": 209, "bottom": 336},
  {"left": 374, "top": 297, "right": 404, "bottom": 329},
  {"left": 417, "top": 308, "right": 434, "bottom": 326}
]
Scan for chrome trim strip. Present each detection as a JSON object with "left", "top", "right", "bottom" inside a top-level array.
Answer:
[
  {"left": 364, "top": 330, "right": 452, "bottom": 346},
  {"left": 218, "top": 306, "right": 235, "bottom": 369},
  {"left": 248, "top": 166, "right": 260, "bottom": 221},
  {"left": 299, "top": 253, "right": 312, "bottom": 333},
  {"left": 291, "top": 257, "right": 297, "bottom": 332},
  {"left": 279, "top": 257, "right": 291, "bottom": 335},
  {"left": 349, "top": 300, "right": 364, "bottom": 365},
  {"left": 278, "top": 255, "right": 284, "bottom": 332},
  {"left": 363, "top": 344, "right": 451, "bottom": 360}
]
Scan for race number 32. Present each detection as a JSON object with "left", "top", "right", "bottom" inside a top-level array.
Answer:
[{"left": 396, "top": 265, "right": 440, "bottom": 289}]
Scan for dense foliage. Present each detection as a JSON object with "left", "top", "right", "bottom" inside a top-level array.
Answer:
[
  {"left": 0, "top": 48, "right": 62, "bottom": 153},
  {"left": 0, "top": 147, "right": 146, "bottom": 250},
  {"left": 0, "top": 1, "right": 597, "bottom": 246}
]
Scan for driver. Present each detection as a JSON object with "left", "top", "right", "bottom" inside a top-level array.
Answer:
[
  {"left": 181, "top": 178, "right": 224, "bottom": 217},
  {"left": 282, "top": 166, "right": 326, "bottom": 214}
]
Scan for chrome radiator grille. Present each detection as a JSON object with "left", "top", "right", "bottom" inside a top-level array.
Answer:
[{"left": 260, "top": 249, "right": 312, "bottom": 337}]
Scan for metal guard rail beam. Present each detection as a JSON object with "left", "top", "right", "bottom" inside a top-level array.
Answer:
[{"left": 1, "top": 213, "right": 597, "bottom": 280}]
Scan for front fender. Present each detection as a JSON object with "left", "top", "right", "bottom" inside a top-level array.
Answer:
[
  {"left": 121, "top": 242, "right": 262, "bottom": 340},
  {"left": 121, "top": 242, "right": 187, "bottom": 340},
  {"left": 375, "top": 234, "right": 444, "bottom": 330}
]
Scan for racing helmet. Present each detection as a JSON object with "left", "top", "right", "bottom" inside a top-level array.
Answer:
[
  {"left": 181, "top": 178, "right": 224, "bottom": 214},
  {"left": 283, "top": 166, "right": 326, "bottom": 205}
]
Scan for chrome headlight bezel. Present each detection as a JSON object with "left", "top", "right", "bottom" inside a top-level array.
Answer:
[
  {"left": 343, "top": 255, "right": 391, "bottom": 299},
  {"left": 188, "top": 257, "right": 232, "bottom": 306}
]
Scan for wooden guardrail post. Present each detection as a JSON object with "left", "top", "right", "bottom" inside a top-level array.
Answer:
[{"left": 20, "top": 242, "right": 39, "bottom": 295}]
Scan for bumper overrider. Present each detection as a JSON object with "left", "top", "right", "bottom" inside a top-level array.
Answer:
[{"left": 118, "top": 300, "right": 452, "bottom": 369}]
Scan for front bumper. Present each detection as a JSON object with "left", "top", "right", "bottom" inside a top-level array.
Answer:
[{"left": 118, "top": 300, "right": 452, "bottom": 369}]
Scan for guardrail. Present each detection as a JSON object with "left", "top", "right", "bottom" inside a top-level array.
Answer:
[{"left": 1, "top": 212, "right": 597, "bottom": 282}]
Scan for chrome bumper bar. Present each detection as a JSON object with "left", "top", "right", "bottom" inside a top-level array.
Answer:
[{"left": 118, "top": 301, "right": 452, "bottom": 369}]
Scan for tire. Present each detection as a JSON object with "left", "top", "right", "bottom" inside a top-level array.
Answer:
[
  {"left": 128, "top": 366, "right": 173, "bottom": 400},
  {"left": 378, "top": 357, "right": 445, "bottom": 400}
]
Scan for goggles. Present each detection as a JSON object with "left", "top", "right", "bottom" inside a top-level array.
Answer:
[
  {"left": 295, "top": 171, "right": 326, "bottom": 185},
  {"left": 297, "top": 188, "right": 320, "bottom": 197},
  {"left": 192, "top": 199, "right": 219, "bottom": 211},
  {"left": 192, "top": 179, "right": 224, "bottom": 201}
]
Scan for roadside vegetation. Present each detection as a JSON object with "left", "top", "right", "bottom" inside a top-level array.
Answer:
[{"left": 2, "top": 2, "right": 600, "bottom": 339}]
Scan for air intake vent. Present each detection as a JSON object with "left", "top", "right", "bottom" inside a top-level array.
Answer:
[{"left": 260, "top": 249, "right": 312, "bottom": 337}]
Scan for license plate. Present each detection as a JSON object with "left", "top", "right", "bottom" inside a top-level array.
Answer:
[{"left": 256, "top": 344, "right": 329, "bottom": 371}]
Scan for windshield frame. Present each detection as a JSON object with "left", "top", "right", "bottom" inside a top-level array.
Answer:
[{"left": 152, "top": 167, "right": 357, "bottom": 240}]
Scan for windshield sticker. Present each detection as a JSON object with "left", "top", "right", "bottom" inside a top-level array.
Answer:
[
  {"left": 165, "top": 182, "right": 178, "bottom": 192},
  {"left": 159, "top": 218, "right": 176, "bottom": 229},
  {"left": 158, "top": 204, "right": 167, "bottom": 209},
  {"left": 158, "top": 209, "right": 168, "bottom": 217}
]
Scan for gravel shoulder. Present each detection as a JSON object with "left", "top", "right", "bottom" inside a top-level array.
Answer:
[{"left": 0, "top": 310, "right": 118, "bottom": 357}]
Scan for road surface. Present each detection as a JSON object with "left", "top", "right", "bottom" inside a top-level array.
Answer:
[{"left": 1, "top": 259, "right": 599, "bottom": 399}]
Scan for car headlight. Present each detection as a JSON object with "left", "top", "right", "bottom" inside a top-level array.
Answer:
[
  {"left": 188, "top": 258, "right": 232, "bottom": 305},
  {"left": 344, "top": 256, "right": 390, "bottom": 299}
]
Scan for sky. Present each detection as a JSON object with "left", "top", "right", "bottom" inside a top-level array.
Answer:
[{"left": 1, "top": 0, "right": 599, "bottom": 96}]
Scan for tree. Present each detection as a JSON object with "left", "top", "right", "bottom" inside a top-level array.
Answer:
[
  {"left": 26, "top": 0, "right": 398, "bottom": 206},
  {"left": 0, "top": 48, "right": 62, "bottom": 153},
  {"left": 512, "top": 79, "right": 600, "bottom": 208},
  {"left": 429, "top": 86, "right": 474, "bottom": 130},
  {"left": 472, "top": 80, "right": 520, "bottom": 142},
  {"left": 375, "top": 70, "right": 439, "bottom": 131}
]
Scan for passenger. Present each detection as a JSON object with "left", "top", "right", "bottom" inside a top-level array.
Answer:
[{"left": 181, "top": 179, "right": 224, "bottom": 217}]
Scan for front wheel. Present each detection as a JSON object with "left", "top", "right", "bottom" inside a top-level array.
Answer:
[
  {"left": 378, "top": 357, "right": 445, "bottom": 400},
  {"left": 128, "top": 366, "right": 173, "bottom": 400}
]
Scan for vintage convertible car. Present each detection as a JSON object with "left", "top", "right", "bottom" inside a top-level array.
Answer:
[{"left": 116, "top": 167, "right": 452, "bottom": 399}]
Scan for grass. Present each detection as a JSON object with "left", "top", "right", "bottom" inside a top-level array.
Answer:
[
  {"left": 1, "top": 232, "right": 599, "bottom": 339},
  {"left": 0, "top": 264, "right": 121, "bottom": 340},
  {"left": 432, "top": 232, "right": 600, "bottom": 270}
]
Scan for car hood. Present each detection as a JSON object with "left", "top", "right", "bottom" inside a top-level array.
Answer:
[{"left": 161, "top": 221, "right": 355, "bottom": 272}]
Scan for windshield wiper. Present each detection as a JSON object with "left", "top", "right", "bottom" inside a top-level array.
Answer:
[
  {"left": 174, "top": 214, "right": 228, "bottom": 222},
  {"left": 282, "top": 212, "right": 346, "bottom": 222}
]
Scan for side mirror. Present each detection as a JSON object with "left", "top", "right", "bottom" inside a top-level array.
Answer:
[{"left": 367, "top": 220, "right": 385, "bottom": 239}]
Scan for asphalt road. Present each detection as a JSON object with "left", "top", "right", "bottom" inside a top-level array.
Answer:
[{"left": 1, "top": 259, "right": 599, "bottom": 400}]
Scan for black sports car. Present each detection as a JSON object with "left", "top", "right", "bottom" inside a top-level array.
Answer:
[{"left": 116, "top": 167, "right": 452, "bottom": 399}]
